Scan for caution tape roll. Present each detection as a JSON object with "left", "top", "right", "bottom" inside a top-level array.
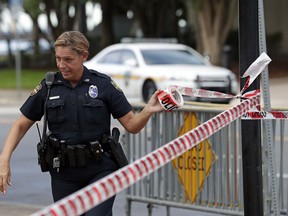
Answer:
[{"left": 157, "top": 85, "right": 184, "bottom": 112}]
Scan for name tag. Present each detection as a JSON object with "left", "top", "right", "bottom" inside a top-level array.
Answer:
[{"left": 49, "top": 96, "right": 60, "bottom": 100}]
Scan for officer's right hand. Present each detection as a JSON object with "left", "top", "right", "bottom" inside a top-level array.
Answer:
[{"left": 0, "top": 155, "right": 12, "bottom": 194}]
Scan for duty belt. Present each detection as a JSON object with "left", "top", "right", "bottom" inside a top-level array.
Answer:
[
  {"left": 37, "top": 128, "right": 128, "bottom": 172},
  {"left": 60, "top": 141, "right": 110, "bottom": 168}
]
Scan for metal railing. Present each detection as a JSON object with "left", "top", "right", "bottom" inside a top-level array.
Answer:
[{"left": 122, "top": 103, "right": 288, "bottom": 216}]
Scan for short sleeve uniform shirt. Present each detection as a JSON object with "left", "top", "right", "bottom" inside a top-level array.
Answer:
[{"left": 20, "top": 67, "right": 132, "bottom": 144}]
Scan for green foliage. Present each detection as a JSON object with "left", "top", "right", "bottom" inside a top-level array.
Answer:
[
  {"left": 0, "top": 69, "right": 47, "bottom": 89},
  {"left": 190, "top": 0, "right": 203, "bottom": 10},
  {"left": 23, "top": 0, "right": 42, "bottom": 18}
]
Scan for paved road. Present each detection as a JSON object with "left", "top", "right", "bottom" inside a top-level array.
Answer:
[{"left": 0, "top": 77, "right": 287, "bottom": 216}]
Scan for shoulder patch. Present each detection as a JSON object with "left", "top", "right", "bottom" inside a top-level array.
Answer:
[
  {"left": 111, "top": 80, "right": 122, "bottom": 92},
  {"left": 31, "top": 83, "right": 42, "bottom": 96}
]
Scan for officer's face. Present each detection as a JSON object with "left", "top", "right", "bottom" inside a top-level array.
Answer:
[{"left": 55, "top": 46, "right": 89, "bottom": 85}]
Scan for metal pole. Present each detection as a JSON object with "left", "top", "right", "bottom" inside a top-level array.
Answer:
[
  {"left": 258, "top": 0, "right": 279, "bottom": 215},
  {"left": 15, "top": 24, "right": 22, "bottom": 98},
  {"left": 238, "top": 0, "right": 264, "bottom": 215},
  {"left": 10, "top": 0, "right": 22, "bottom": 98}
]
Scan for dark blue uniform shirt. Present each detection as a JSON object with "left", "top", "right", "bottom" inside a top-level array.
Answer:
[{"left": 20, "top": 67, "right": 132, "bottom": 145}]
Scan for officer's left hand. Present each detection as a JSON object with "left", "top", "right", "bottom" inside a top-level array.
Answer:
[
  {"left": 118, "top": 90, "right": 164, "bottom": 134},
  {"left": 146, "top": 90, "right": 165, "bottom": 113}
]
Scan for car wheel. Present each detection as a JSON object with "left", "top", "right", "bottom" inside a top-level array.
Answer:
[{"left": 142, "top": 80, "right": 157, "bottom": 103}]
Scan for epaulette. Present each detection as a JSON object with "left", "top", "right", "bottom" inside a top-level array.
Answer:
[{"left": 89, "top": 69, "right": 110, "bottom": 80}]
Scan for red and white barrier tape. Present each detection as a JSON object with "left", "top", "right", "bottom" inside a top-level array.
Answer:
[
  {"left": 242, "top": 111, "right": 288, "bottom": 120},
  {"left": 30, "top": 94, "right": 260, "bottom": 216},
  {"left": 239, "top": 52, "right": 271, "bottom": 95},
  {"left": 157, "top": 52, "right": 271, "bottom": 112}
]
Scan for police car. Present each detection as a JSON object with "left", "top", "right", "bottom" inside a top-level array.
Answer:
[{"left": 84, "top": 41, "right": 238, "bottom": 103}]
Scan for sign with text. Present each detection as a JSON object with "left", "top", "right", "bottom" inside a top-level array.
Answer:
[{"left": 172, "top": 112, "right": 216, "bottom": 203}]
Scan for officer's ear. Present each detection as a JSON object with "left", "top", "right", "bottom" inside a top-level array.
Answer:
[{"left": 82, "top": 51, "right": 89, "bottom": 61}]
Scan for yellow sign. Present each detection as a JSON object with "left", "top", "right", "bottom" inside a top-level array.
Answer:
[{"left": 172, "top": 112, "right": 216, "bottom": 203}]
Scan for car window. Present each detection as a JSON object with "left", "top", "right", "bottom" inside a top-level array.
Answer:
[
  {"left": 120, "top": 50, "right": 137, "bottom": 65},
  {"left": 98, "top": 50, "right": 122, "bottom": 64},
  {"left": 140, "top": 49, "right": 205, "bottom": 65},
  {"left": 97, "top": 49, "right": 137, "bottom": 66}
]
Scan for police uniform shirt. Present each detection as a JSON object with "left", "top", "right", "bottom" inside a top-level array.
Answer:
[{"left": 20, "top": 67, "right": 132, "bottom": 145}]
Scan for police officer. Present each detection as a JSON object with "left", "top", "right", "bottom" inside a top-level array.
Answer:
[{"left": 0, "top": 31, "right": 164, "bottom": 215}]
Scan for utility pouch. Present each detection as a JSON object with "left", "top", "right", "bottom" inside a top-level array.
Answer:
[
  {"left": 37, "top": 140, "right": 49, "bottom": 172},
  {"left": 89, "top": 141, "right": 103, "bottom": 161},
  {"left": 75, "top": 146, "right": 86, "bottom": 167},
  {"left": 37, "top": 133, "right": 60, "bottom": 172},
  {"left": 106, "top": 128, "right": 129, "bottom": 168},
  {"left": 63, "top": 145, "right": 88, "bottom": 168},
  {"left": 66, "top": 146, "right": 77, "bottom": 167}
]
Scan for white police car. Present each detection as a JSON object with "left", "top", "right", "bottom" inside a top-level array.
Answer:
[{"left": 84, "top": 42, "right": 238, "bottom": 103}]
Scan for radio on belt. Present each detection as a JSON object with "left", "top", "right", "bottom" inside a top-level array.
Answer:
[{"left": 157, "top": 86, "right": 184, "bottom": 112}]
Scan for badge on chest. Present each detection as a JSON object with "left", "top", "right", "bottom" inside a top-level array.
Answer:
[{"left": 88, "top": 85, "right": 98, "bottom": 98}]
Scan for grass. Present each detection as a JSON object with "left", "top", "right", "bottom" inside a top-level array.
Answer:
[{"left": 0, "top": 68, "right": 48, "bottom": 89}]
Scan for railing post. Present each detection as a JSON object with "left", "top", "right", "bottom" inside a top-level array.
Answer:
[{"left": 239, "top": 0, "right": 264, "bottom": 215}]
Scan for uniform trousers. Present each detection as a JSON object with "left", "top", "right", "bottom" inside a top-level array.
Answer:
[{"left": 50, "top": 153, "right": 119, "bottom": 216}]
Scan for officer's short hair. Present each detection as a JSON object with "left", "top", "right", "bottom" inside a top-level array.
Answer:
[{"left": 54, "top": 31, "right": 89, "bottom": 54}]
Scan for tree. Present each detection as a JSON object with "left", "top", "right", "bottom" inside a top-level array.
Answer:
[
  {"left": 7, "top": 0, "right": 237, "bottom": 67},
  {"left": 130, "top": 0, "right": 180, "bottom": 38},
  {"left": 41, "top": 0, "right": 88, "bottom": 41},
  {"left": 186, "top": 0, "right": 237, "bottom": 65},
  {"left": 22, "top": 0, "right": 46, "bottom": 55},
  {"left": 24, "top": 0, "right": 89, "bottom": 67},
  {"left": 92, "top": 0, "right": 183, "bottom": 46},
  {"left": 0, "top": 1, "right": 14, "bottom": 67},
  {"left": 97, "top": 0, "right": 114, "bottom": 48}
]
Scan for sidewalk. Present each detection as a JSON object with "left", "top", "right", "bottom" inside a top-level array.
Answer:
[
  {"left": 0, "top": 89, "right": 31, "bottom": 106},
  {"left": 0, "top": 89, "right": 36, "bottom": 216},
  {"left": 0, "top": 89, "right": 40, "bottom": 216},
  {"left": 0, "top": 202, "right": 42, "bottom": 216}
]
